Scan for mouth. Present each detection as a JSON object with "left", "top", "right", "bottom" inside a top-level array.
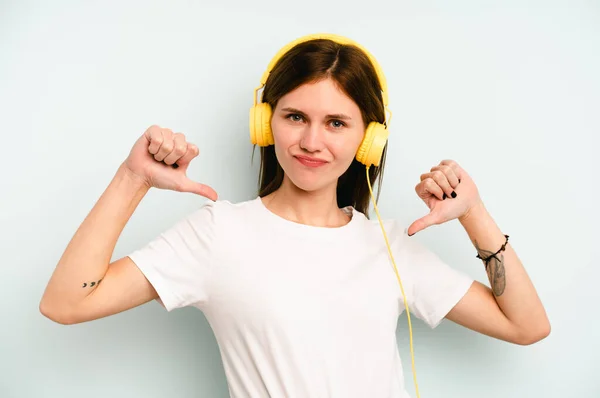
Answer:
[{"left": 294, "top": 155, "right": 328, "bottom": 168}]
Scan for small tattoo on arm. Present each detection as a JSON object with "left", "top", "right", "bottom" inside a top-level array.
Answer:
[
  {"left": 82, "top": 279, "right": 102, "bottom": 288},
  {"left": 474, "top": 240, "right": 506, "bottom": 296}
]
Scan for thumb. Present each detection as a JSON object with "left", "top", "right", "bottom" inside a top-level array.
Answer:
[
  {"left": 407, "top": 212, "right": 440, "bottom": 236},
  {"left": 177, "top": 176, "right": 218, "bottom": 201}
]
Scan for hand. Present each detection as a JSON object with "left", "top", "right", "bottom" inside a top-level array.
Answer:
[
  {"left": 123, "top": 125, "right": 218, "bottom": 201},
  {"left": 407, "top": 159, "right": 482, "bottom": 236}
]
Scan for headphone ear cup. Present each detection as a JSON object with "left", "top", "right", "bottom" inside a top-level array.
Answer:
[
  {"left": 356, "top": 122, "right": 389, "bottom": 167},
  {"left": 249, "top": 103, "right": 274, "bottom": 146}
]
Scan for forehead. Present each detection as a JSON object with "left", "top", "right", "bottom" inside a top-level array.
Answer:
[{"left": 276, "top": 78, "right": 361, "bottom": 115}]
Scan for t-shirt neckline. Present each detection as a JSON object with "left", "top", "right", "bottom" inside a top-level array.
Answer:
[{"left": 252, "top": 196, "right": 361, "bottom": 238}]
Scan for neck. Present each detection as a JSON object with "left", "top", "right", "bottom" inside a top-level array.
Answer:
[{"left": 261, "top": 176, "right": 350, "bottom": 228}]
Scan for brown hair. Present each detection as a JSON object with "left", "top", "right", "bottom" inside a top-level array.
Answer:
[{"left": 253, "top": 38, "right": 388, "bottom": 217}]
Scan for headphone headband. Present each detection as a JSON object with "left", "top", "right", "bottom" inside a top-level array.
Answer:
[{"left": 258, "top": 33, "right": 389, "bottom": 107}]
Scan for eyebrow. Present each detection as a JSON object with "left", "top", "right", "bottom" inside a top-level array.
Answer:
[{"left": 281, "top": 107, "right": 352, "bottom": 120}]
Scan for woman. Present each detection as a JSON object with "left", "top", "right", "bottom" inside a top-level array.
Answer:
[{"left": 39, "top": 34, "right": 550, "bottom": 398}]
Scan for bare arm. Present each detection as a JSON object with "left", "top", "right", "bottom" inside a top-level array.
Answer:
[
  {"left": 40, "top": 126, "right": 218, "bottom": 325},
  {"left": 446, "top": 202, "right": 551, "bottom": 345},
  {"left": 39, "top": 163, "right": 156, "bottom": 324},
  {"left": 408, "top": 159, "right": 550, "bottom": 345}
]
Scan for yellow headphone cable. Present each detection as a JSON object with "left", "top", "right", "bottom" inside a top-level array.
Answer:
[{"left": 366, "top": 164, "right": 420, "bottom": 398}]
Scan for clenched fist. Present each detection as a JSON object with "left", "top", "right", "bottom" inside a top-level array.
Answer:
[{"left": 123, "top": 125, "right": 218, "bottom": 201}]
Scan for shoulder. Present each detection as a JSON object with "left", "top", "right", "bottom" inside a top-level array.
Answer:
[
  {"left": 187, "top": 196, "right": 261, "bottom": 226},
  {"left": 357, "top": 212, "right": 441, "bottom": 258},
  {"left": 358, "top": 211, "right": 408, "bottom": 238},
  {"left": 210, "top": 196, "right": 261, "bottom": 216},
  {"left": 160, "top": 196, "right": 261, "bottom": 253}
]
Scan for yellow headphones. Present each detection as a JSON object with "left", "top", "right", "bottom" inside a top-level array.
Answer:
[
  {"left": 250, "top": 33, "right": 421, "bottom": 398},
  {"left": 249, "top": 33, "right": 391, "bottom": 168}
]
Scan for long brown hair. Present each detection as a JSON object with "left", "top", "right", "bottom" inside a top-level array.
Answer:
[{"left": 252, "top": 38, "right": 388, "bottom": 217}]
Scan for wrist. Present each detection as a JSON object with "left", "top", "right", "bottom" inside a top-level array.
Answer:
[
  {"left": 117, "top": 163, "right": 151, "bottom": 192},
  {"left": 458, "top": 200, "right": 487, "bottom": 225}
]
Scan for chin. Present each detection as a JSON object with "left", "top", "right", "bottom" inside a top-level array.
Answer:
[{"left": 284, "top": 170, "right": 337, "bottom": 193}]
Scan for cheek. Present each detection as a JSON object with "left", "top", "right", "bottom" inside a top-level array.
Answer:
[
  {"left": 331, "top": 131, "right": 364, "bottom": 159},
  {"left": 270, "top": 120, "right": 292, "bottom": 165},
  {"left": 271, "top": 118, "right": 294, "bottom": 147}
]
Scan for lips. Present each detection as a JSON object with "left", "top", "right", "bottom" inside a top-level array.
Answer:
[{"left": 294, "top": 155, "right": 328, "bottom": 168}]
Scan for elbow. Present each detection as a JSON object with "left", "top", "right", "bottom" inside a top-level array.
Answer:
[
  {"left": 39, "top": 299, "right": 76, "bottom": 326},
  {"left": 515, "top": 320, "right": 551, "bottom": 346}
]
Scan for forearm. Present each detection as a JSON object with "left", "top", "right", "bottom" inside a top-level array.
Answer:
[
  {"left": 458, "top": 202, "right": 550, "bottom": 339},
  {"left": 40, "top": 163, "right": 150, "bottom": 316}
]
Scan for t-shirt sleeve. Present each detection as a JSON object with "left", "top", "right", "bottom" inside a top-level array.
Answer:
[
  {"left": 399, "top": 229, "right": 474, "bottom": 329},
  {"left": 127, "top": 201, "right": 219, "bottom": 312}
]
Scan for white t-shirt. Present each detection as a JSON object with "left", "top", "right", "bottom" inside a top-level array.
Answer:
[{"left": 128, "top": 196, "right": 474, "bottom": 398}]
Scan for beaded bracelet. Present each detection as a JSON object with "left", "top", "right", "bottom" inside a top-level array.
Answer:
[{"left": 477, "top": 234, "right": 509, "bottom": 269}]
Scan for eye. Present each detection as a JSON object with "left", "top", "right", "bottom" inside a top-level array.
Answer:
[
  {"left": 286, "top": 113, "right": 304, "bottom": 123},
  {"left": 330, "top": 119, "right": 346, "bottom": 129}
]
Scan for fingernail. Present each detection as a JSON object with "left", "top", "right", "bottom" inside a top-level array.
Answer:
[
  {"left": 458, "top": 179, "right": 461, "bottom": 183},
  {"left": 443, "top": 193, "right": 447, "bottom": 200},
  {"left": 451, "top": 191, "right": 457, "bottom": 198}
]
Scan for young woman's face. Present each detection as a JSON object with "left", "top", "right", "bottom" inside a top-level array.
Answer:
[{"left": 271, "top": 78, "right": 365, "bottom": 194}]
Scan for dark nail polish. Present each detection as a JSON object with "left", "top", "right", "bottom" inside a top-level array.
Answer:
[
  {"left": 458, "top": 179, "right": 461, "bottom": 183},
  {"left": 443, "top": 193, "right": 447, "bottom": 200},
  {"left": 451, "top": 191, "right": 457, "bottom": 198}
]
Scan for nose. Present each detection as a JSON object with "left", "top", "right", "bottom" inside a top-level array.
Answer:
[{"left": 299, "top": 124, "right": 325, "bottom": 153}]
